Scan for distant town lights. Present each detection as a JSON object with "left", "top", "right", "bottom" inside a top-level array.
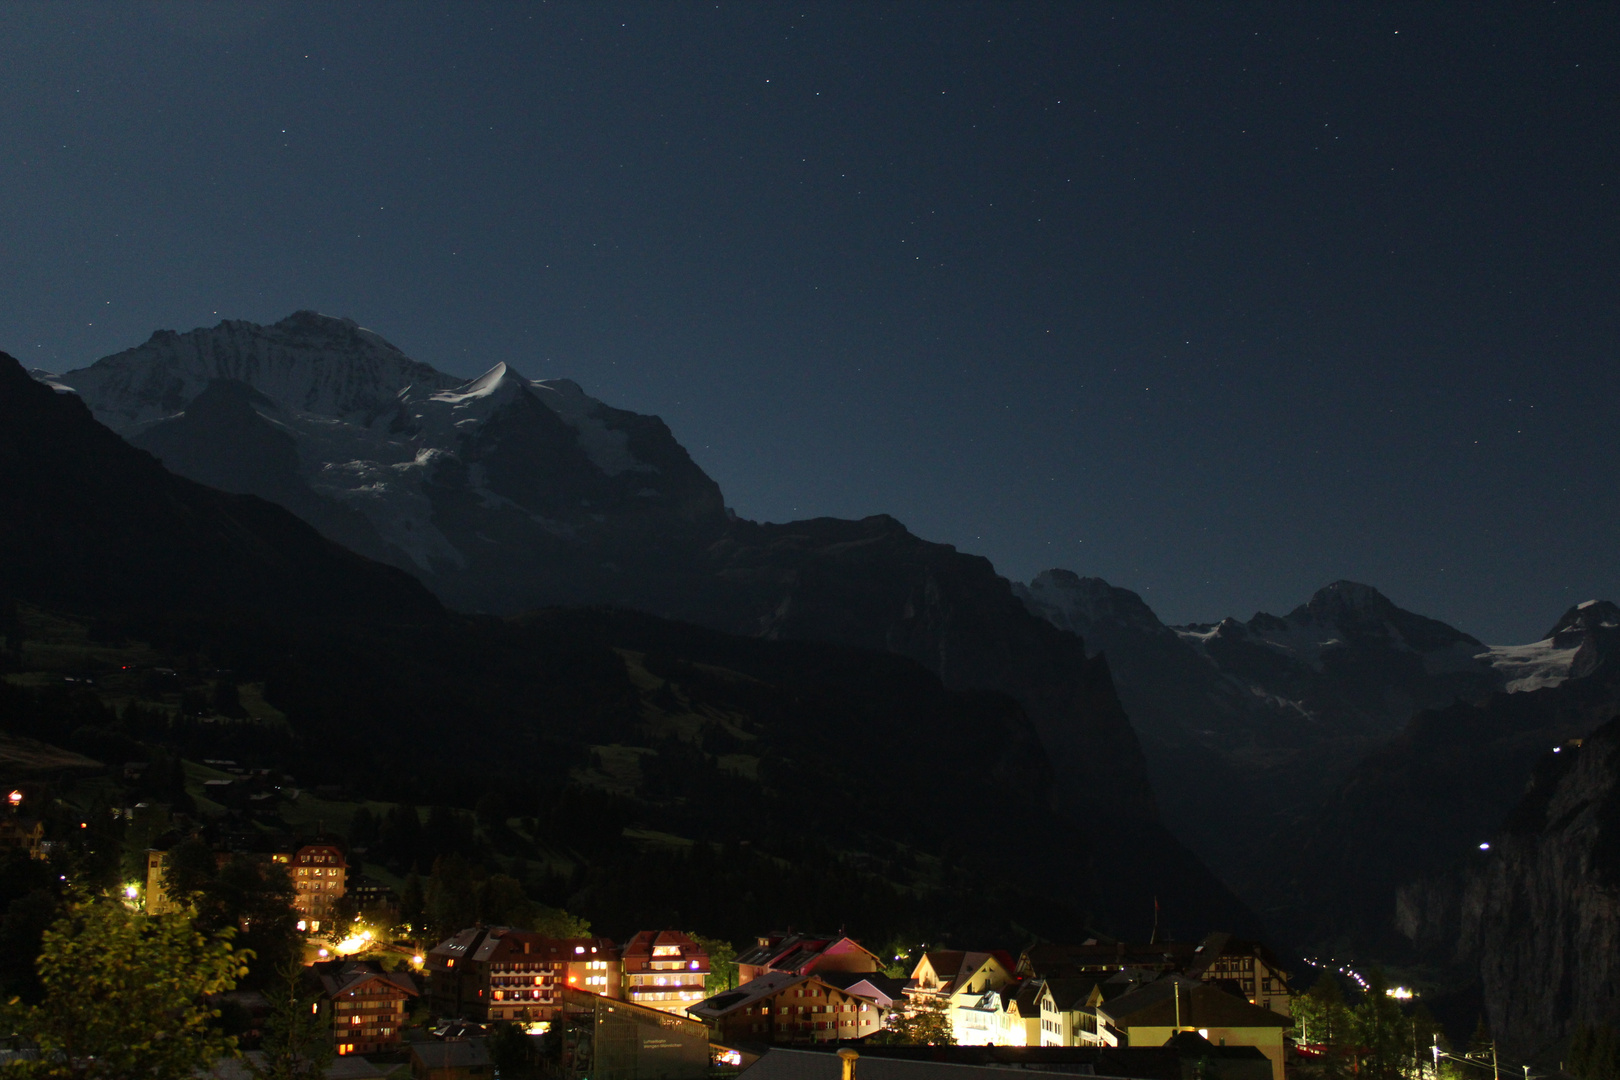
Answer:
[{"left": 1386, "top": 987, "right": 1415, "bottom": 1000}]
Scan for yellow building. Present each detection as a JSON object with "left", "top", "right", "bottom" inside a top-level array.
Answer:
[
  {"left": 1095, "top": 977, "right": 1290, "bottom": 1080},
  {"left": 908, "top": 950, "right": 1017, "bottom": 1045},
  {"left": 289, "top": 842, "right": 346, "bottom": 931}
]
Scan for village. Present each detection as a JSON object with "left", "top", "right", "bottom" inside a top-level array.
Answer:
[
  {"left": 0, "top": 739, "right": 1439, "bottom": 1080},
  {"left": 123, "top": 818, "right": 1297, "bottom": 1080}
]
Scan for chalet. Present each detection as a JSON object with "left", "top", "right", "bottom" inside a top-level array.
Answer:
[
  {"left": 1180, "top": 933, "right": 1292, "bottom": 1017},
  {"left": 310, "top": 960, "right": 419, "bottom": 1057},
  {"left": 620, "top": 929, "right": 710, "bottom": 1014},
  {"left": 426, "top": 927, "right": 619, "bottom": 1023},
  {"left": 1094, "top": 976, "right": 1291, "bottom": 1080},
  {"left": 908, "top": 950, "right": 1017, "bottom": 1045},
  {"left": 687, "top": 971, "right": 885, "bottom": 1044},
  {"left": 818, "top": 972, "right": 908, "bottom": 1014},
  {"left": 735, "top": 932, "right": 884, "bottom": 984}
]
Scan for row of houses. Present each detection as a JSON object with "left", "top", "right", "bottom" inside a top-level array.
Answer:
[
  {"left": 411, "top": 923, "right": 1293, "bottom": 1080},
  {"left": 425, "top": 928, "right": 712, "bottom": 1024},
  {"left": 682, "top": 931, "right": 1293, "bottom": 1080}
]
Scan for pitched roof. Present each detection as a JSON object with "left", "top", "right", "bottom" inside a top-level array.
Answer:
[
  {"left": 1096, "top": 977, "right": 1290, "bottom": 1030},
  {"left": 310, "top": 960, "right": 418, "bottom": 999},
  {"left": 817, "top": 971, "right": 907, "bottom": 1007},
  {"left": 411, "top": 1040, "right": 494, "bottom": 1070},
  {"left": 1041, "top": 977, "right": 1105, "bottom": 1011},
  {"left": 428, "top": 927, "right": 618, "bottom": 965},
  {"left": 916, "top": 949, "right": 1016, "bottom": 995},
  {"left": 736, "top": 933, "right": 881, "bottom": 975},
  {"left": 689, "top": 971, "right": 815, "bottom": 1020}
]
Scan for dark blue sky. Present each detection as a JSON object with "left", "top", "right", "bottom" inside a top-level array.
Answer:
[{"left": 3, "top": 2, "right": 1616, "bottom": 643}]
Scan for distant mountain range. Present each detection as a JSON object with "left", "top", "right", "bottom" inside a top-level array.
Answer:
[
  {"left": 15, "top": 316, "right": 1253, "bottom": 941},
  {"left": 1014, "top": 569, "right": 1620, "bottom": 958},
  {"left": 26, "top": 312, "right": 1620, "bottom": 982}
]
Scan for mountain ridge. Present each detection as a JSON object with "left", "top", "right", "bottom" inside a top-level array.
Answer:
[{"left": 22, "top": 313, "right": 1258, "bottom": 940}]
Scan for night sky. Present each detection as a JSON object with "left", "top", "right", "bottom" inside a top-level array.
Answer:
[{"left": 3, "top": 3, "right": 1616, "bottom": 643}]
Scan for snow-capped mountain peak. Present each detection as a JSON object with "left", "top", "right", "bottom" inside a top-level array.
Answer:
[{"left": 36, "top": 313, "right": 727, "bottom": 604}]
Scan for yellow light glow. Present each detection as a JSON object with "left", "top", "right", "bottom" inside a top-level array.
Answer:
[
  {"left": 412, "top": 955, "right": 425, "bottom": 966},
  {"left": 1386, "top": 987, "right": 1415, "bottom": 1000},
  {"left": 333, "top": 935, "right": 370, "bottom": 955},
  {"left": 124, "top": 885, "right": 139, "bottom": 899}
]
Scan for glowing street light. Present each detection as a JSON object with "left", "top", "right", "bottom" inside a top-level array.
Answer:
[{"left": 6, "top": 790, "right": 21, "bottom": 808}]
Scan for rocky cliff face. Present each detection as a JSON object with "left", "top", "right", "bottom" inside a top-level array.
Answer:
[{"left": 1397, "top": 718, "right": 1620, "bottom": 1060}]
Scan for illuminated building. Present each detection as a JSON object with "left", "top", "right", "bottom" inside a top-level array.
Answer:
[
  {"left": 426, "top": 927, "right": 620, "bottom": 1023},
  {"left": 687, "top": 971, "right": 884, "bottom": 1044},
  {"left": 908, "top": 950, "right": 1019, "bottom": 1045},
  {"left": 1094, "top": 976, "right": 1291, "bottom": 1080},
  {"left": 619, "top": 930, "right": 709, "bottom": 1014},
  {"left": 311, "top": 959, "right": 419, "bottom": 1057},
  {"left": 288, "top": 842, "right": 347, "bottom": 931},
  {"left": 145, "top": 836, "right": 347, "bottom": 928}
]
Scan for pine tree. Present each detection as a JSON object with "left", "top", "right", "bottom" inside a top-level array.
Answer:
[{"left": 250, "top": 958, "right": 333, "bottom": 1080}]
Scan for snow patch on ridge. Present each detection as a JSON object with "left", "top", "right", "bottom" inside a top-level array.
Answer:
[
  {"left": 1481, "top": 639, "right": 1583, "bottom": 693},
  {"left": 532, "top": 378, "right": 648, "bottom": 477}
]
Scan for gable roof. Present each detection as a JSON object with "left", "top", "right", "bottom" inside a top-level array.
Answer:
[
  {"left": 817, "top": 971, "right": 907, "bottom": 1007},
  {"left": 310, "top": 960, "right": 418, "bottom": 999},
  {"left": 915, "top": 949, "right": 1017, "bottom": 996},
  {"left": 1097, "top": 978, "right": 1290, "bottom": 1030},
  {"left": 736, "top": 933, "right": 884, "bottom": 975},
  {"left": 411, "top": 1040, "right": 493, "bottom": 1069},
  {"left": 1181, "top": 933, "right": 1289, "bottom": 981},
  {"left": 689, "top": 971, "right": 816, "bottom": 1020},
  {"left": 1040, "top": 977, "right": 1105, "bottom": 1011}
]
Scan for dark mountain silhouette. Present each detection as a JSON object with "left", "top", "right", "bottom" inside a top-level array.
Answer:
[
  {"left": 0, "top": 351, "right": 440, "bottom": 623},
  {"left": 37, "top": 314, "right": 1258, "bottom": 939}
]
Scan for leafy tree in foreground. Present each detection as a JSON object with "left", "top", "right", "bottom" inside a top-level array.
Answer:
[
  {"left": 10, "top": 896, "right": 244, "bottom": 1080},
  {"left": 873, "top": 993, "right": 953, "bottom": 1045}
]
